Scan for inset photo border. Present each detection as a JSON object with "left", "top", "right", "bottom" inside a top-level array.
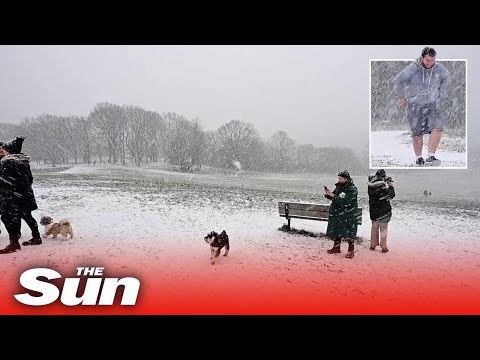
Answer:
[{"left": 369, "top": 58, "right": 467, "bottom": 169}]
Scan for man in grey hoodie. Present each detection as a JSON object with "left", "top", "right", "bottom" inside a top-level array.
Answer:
[{"left": 393, "top": 47, "right": 450, "bottom": 166}]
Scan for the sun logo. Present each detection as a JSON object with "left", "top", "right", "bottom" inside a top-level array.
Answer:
[{"left": 14, "top": 267, "right": 140, "bottom": 306}]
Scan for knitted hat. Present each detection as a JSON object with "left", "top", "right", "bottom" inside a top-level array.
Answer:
[
  {"left": 337, "top": 170, "right": 350, "bottom": 179},
  {"left": 1, "top": 136, "right": 25, "bottom": 154}
]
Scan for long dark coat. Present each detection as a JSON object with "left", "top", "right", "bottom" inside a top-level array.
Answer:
[
  {"left": 0, "top": 154, "right": 38, "bottom": 215},
  {"left": 325, "top": 179, "right": 358, "bottom": 239}
]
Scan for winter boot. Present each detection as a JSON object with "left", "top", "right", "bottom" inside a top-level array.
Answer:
[
  {"left": 22, "top": 237, "right": 42, "bottom": 246},
  {"left": 0, "top": 239, "right": 21, "bottom": 254},
  {"left": 327, "top": 240, "right": 341, "bottom": 254},
  {"left": 345, "top": 240, "right": 355, "bottom": 258}
]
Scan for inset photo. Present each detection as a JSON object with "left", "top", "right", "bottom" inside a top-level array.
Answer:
[{"left": 370, "top": 47, "right": 467, "bottom": 169}]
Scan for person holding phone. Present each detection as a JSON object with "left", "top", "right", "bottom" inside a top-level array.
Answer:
[{"left": 324, "top": 170, "right": 359, "bottom": 259}]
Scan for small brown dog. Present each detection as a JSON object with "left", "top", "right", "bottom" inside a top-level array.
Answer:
[{"left": 40, "top": 215, "right": 74, "bottom": 239}]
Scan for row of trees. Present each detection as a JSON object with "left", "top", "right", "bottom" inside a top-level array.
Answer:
[{"left": 1, "top": 102, "right": 365, "bottom": 174}]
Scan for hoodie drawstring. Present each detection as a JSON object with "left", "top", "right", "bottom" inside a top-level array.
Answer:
[{"left": 422, "top": 67, "right": 433, "bottom": 88}]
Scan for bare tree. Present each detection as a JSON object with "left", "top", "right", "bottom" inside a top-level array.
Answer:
[
  {"left": 214, "top": 120, "right": 264, "bottom": 171},
  {"left": 202, "top": 130, "right": 218, "bottom": 169},
  {"left": 88, "top": 102, "right": 125, "bottom": 164},
  {"left": 124, "top": 105, "right": 150, "bottom": 166},
  {"left": 55, "top": 115, "right": 84, "bottom": 164},
  {"left": 313, "top": 146, "right": 363, "bottom": 174},
  {"left": 77, "top": 116, "right": 95, "bottom": 164},
  {"left": 164, "top": 114, "right": 206, "bottom": 172},
  {"left": 267, "top": 131, "right": 296, "bottom": 172},
  {"left": 145, "top": 111, "right": 166, "bottom": 163},
  {"left": 19, "top": 114, "right": 64, "bottom": 166},
  {"left": 295, "top": 143, "right": 316, "bottom": 173}
]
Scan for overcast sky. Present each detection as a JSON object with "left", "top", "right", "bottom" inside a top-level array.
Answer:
[{"left": 1, "top": 45, "right": 478, "bottom": 151}]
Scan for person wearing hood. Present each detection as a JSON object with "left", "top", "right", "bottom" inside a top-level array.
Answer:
[
  {"left": 368, "top": 169, "right": 395, "bottom": 253},
  {"left": 393, "top": 47, "right": 450, "bottom": 167},
  {"left": 0, "top": 136, "right": 42, "bottom": 254},
  {"left": 324, "top": 170, "right": 359, "bottom": 259}
]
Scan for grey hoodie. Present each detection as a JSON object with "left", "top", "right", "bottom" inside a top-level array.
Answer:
[{"left": 393, "top": 58, "right": 449, "bottom": 106}]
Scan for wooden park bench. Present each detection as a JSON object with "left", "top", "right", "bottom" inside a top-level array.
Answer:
[{"left": 278, "top": 201, "right": 363, "bottom": 230}]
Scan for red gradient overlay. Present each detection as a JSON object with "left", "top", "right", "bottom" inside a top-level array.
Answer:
[{"left": 1, "top": 237, "right": 480, "bottom": 315}]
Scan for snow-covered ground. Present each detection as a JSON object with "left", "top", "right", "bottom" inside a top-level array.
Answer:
[
  {"left": 1, "top": 163, "right": 479, "bottom": 314},
  {"left": 370, "top": 130, "right": 467, "bottom": 168}
]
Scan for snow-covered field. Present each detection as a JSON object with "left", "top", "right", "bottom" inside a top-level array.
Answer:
[
  {"left": 370, "top": 130, "right": 467, "bottom": 168},
  {"left": 1, "top": 163, "right": 479, "bottom": 314}
]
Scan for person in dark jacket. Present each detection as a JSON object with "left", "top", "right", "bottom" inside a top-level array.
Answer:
[
  {"left": 324, "top": 170, "right": 359, "bottom": 259},
  {"left": 368, "top": 169, "right": 395, "bottom": 253},
  {"left": 0, "top": 136, "right": 42, "bottom": 254}
]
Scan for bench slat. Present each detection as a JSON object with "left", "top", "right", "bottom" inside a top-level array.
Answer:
[
  {"left": 278, "top": 202, "right": 330, "bottom": 213},
  {"left": 278, "top": 201, "right": 362, "bottom": 226},
  {"left": 280, "top": 208, "right": 330, "bottom": 218},
  {"left": 279, "top": 215, "right": 329, "bottom": 221}
]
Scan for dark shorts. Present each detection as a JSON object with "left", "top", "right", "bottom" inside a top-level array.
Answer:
[{"left": 406, "top": 103, "right": 445, "bottom": 137}]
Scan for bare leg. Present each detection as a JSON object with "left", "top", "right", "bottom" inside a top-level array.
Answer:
[
  {"left": 428, "top": 130, "right": 442, "bottom": 153},
  {"left": 412, "top": 135, "right": 424, "bottom": 157}
]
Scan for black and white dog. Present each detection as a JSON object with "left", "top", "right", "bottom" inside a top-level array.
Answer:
[{"left": 204, "top": 230, "right": 230, "bottom": 265}]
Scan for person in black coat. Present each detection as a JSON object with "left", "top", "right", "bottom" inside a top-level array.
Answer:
[
  {"left": 0, "top": 136, "right": 42, "bottom": 254},
  {"left": 324, "top": 170, "right": 359, "bottom": 259},
  {"left": 367, "top": 169, "right": 395, "bottom": 253}
]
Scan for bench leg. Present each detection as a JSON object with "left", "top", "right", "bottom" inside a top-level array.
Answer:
[{"left": 287, "top": 218, "right": 291, "bottom": 230}]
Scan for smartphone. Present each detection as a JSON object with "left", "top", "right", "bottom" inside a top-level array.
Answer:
[{"left": 324, "top": 186, "right": 329, "bottom": 191}]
